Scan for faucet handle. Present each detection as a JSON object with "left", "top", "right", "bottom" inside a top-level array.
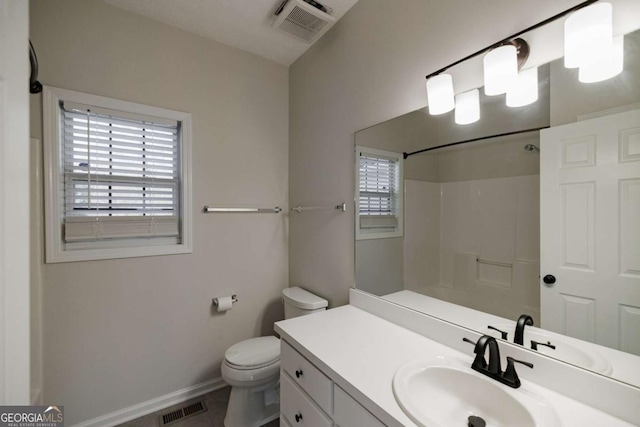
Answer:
[
  {"left": 502, "top": 356, "right": 534, "bottom": 388},
  {"left": 487, "top": 325, "right": 509, "bottom": 340},
  {"left": 531, "top": 340, "right": 556, "bottom": 351}
]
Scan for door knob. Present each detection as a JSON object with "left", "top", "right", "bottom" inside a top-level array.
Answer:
[{"left": 543, "top": 274, "right": 556, "bottom": 286}]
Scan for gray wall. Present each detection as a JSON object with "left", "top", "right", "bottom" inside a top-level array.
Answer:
[
  {"left": 551, "top": 28, "right": 640, "bottom": 125},
  {"left": 29, "top": 0, "right": 289, "bottom": 423},
  {"left": 355, "top": 238, "right": 404, "bottom": 296}
]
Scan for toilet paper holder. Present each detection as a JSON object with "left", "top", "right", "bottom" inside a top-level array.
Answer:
[{"left": 212, "top": 295, "right": 238, "bottom": 307}]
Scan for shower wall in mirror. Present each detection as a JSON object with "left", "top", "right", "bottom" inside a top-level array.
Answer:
[
  {"left": 355, "top": 28, "right": 640, "bottom": 386},
  {"left": 406, "top": 139, "right": 542, "bottom": 322}
]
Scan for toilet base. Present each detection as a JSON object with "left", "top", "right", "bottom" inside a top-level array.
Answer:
[{"left": 224, "top": 379, "right": 280, "bottom": 427}]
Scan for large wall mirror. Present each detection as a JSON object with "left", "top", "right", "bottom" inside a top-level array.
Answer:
[{"left": 355, "top": 13, "right": 640, "bottom": 388}]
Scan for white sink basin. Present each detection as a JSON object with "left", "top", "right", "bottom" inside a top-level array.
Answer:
[
  {"left": 483, "top": 325, "right": 613, "bottom": 375},
  {"left": 393, "top": 356, "right": 560, "bottom": 427}
]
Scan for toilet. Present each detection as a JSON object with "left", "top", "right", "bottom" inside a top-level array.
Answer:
[{"left": 221, "top": 286, "right": 328, "bottom": 427}]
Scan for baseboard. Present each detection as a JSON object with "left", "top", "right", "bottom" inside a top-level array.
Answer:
[{"left": 73, "top": 377, "right": 226, "bottom": 427}]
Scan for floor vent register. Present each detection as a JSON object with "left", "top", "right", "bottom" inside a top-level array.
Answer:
[{"left": 159, "top": 400, "right": 207, "bottom": 425}]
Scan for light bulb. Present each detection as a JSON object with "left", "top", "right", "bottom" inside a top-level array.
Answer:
[
  {"left": 506, "top": 67, "right": 539, "bottom": 108},
  {"left": 455, "top": 89, "right": 480, "bottom": 125},
  {"left": 483, "top": 44, "right": 518, "bottom": 96},
  {"left": 426, "top": 74, "right": 455, "bottom": 115},
  {"left": 564, "top": 2, "right": 613, "bottom": 69},
  {"left": 579, "top": 35, "right": 624, "bottom": 83}
]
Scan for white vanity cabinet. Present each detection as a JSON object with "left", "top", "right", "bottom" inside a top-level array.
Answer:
[
  {"left": 333, "top": 386, "right": 386, "bottom": 427},
  {"left": 280, "top": 340, "right": 386, "bottom": 427}
]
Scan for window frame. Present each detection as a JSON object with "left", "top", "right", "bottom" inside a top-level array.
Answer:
[
  {"left": 355, "top": 145, "right": 404, "bottom": 241},
  {"left": 43, "top": 86, "right": 193, "bottom": 263}
]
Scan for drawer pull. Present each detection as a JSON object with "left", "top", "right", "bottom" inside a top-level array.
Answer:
[
  {"left": 295, "top": 369, "right": 303, "bottom": 378},
  {"left": 295, "top": 413, "right": 303, "bottom": 422}
]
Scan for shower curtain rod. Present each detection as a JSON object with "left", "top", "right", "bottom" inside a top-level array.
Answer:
[{"left": 402, "top": 126, "right": 549, "bottom": 159}]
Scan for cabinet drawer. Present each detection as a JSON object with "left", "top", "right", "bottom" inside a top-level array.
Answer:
[
  {"left": 281, "top": 373, "right": 332, "bottom": 427},
  {"left": 281, "top": 341, "right": 333, "bottom": 414},
  {"left": 334, "top": 385, "right": 386, "bottom": 427},
  {"left": 280, "top": 415, "right": 293, "bottom": 427}
]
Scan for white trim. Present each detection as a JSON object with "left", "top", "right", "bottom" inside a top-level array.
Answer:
[
  {"left": 73, "top": 377, "right": 226, "bottom": 427},
  {"left": 0, "top": 0, "right": 31, "bottom": 404},
  {"left": 354, "top": 146, "right": 404, "bottom": 241},
  {"left": 577, "top": 101, "right": 640, "bottom": 121},
  {"left": 46, "top": 86, "right": 191, "bottom": 123},
  {"left": 43, "top": 86, "right": 193, "bottom": 263}
]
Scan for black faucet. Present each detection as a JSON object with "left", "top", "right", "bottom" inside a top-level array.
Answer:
[
  {"left": 469, "top": 335, "right": 502, "bottom": 374},
  {"left": 463, "top": 335, "right": 533, "bottom": 388},
  {"left": 514, "top": 314, "right": 534, "bottom": 345}
]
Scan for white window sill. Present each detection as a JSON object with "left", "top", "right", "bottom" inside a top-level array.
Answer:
[{"left": 46, "top": 241, "right": 192, "bottom": 263}]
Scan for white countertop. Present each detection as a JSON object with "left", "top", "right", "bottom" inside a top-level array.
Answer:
[
  {"left": 383, "top": 290, "right": 640, "bottom": 387},
  {"left": 275, "top": 304, "right": 635, "bottom": 427}
]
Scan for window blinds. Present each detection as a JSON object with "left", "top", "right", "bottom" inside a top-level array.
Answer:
[
  {"left": 358, "top": 154, "right": 399, "bottom": 229},
  {"left": 61, "top": 101, "right": 181, "bottom": 243}
]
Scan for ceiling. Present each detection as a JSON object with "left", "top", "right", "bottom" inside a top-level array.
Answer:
[{"left": 101, "top": 0, "right": 359, "bottom": 66}]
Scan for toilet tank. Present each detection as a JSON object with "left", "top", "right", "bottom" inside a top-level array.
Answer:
[{"left": 282, "top": 286, "right": 328, "bottom": 319}]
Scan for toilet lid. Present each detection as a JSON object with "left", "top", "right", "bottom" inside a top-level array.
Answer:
[{"left": 225, "top": 336, "right": 280, "bottom": 368}]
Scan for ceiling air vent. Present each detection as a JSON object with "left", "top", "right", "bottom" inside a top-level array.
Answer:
[{"left": 273, "top": 0, "right": 337, "bottom": 43}]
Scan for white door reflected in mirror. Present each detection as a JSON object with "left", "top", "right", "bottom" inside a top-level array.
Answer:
[{"left": 540, "top": 108, "right": 640, "bottom": 356}]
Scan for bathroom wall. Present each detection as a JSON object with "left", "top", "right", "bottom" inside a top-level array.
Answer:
[
  {"left": 289, "top": 0, "right": 610, "bottom": 307},
  {"left": 403, "top": 180, "right": 440, "bottom": 292},
  {"left": 355, "top": 238, "right": 404, "bottom": 296},
  {"left": 29, "top": 0, "right": 288, "bottom": 424},
  {"left": 550, "top": 28, "right": 640, "bottom": 126}
]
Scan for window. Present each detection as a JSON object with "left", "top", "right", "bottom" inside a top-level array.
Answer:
[
  {"left": 43, "top": 87, "right": 192, "bottom": 262},
  {"left": 355, "top": 146, "right": 403, "bottom": 240}
]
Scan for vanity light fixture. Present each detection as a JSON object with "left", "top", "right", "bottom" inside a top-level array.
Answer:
[
  {"left": 426, "top": 73, "right": 455, "bottom": 115},
  {"left": 579, "top": 35, "right": 624, "bottom": 83},
  {"left": 483, "top": 44, "right": 518, "bottom": 96},
  {"left": 564, "top": 2, "right": 613, "bottom": 69},
  {"left": 506, "top": 67, "right": 539, "bottom": 108},
  {"left": 422, "top": 0, "right": 611, "bottom": 126},
  {"left": 483, "top": 38, "right": 531, "bottom": 97},
  {"left": 454, "top": 89, "right": 480, "bottom": 125}
]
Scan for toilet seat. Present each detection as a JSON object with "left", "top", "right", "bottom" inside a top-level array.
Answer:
[
  {"left": 224, "top": 336, "right": 280, "bottom": 369},
  {"left": 222, "top": 358, "right": 280, "bottom": 385}
]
